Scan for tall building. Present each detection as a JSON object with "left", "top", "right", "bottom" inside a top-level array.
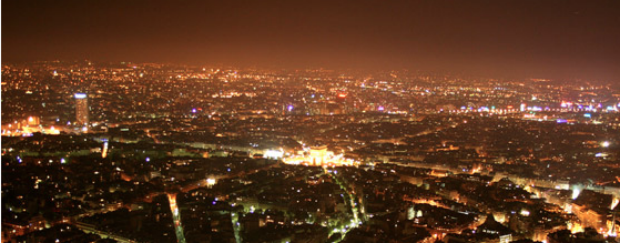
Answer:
[{"left": 74, "top": 93, "right": 89, "bottom": 126}]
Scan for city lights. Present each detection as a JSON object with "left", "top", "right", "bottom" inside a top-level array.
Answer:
[
  {"left": 601, "top": 141, "right": 610, "bottom": 148},
  {"left": 3, "top": 1, "right": 620, "bottom": 242},
  {"left": 206, "top": 178, "right": 217, "bottom": 187}
]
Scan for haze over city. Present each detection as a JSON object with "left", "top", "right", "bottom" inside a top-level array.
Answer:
[{"left": 4, "top": 0, "right": 620, "bottom": 80}]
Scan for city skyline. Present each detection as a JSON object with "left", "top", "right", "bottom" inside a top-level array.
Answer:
[{"left": 2, "top": 1, "right": 620, "bottom": 243}]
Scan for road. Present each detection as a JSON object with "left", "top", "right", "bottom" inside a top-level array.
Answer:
[{"left": 73, "top": 221, "right": 136, "bottom": 243}]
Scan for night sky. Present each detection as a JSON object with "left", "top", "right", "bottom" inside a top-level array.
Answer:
[{"left": 3, "top": 0, "right": 620, "bottom": 80}]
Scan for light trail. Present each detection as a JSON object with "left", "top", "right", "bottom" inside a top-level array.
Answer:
[{"left": 167, "top": 193, "right": 186, "bottom": 243}]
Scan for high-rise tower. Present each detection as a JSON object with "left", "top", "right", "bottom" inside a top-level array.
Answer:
[{"left": 74, "top": 93, "right": 89, "bottom": 126}]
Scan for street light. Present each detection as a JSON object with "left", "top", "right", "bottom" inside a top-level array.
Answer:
[{"left": 601, "top": 141, "right": 610, "bottom": 148}]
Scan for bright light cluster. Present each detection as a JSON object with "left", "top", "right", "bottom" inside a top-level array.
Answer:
[{"left": 283, "top": 146, "right": 359, "bottom": 167}]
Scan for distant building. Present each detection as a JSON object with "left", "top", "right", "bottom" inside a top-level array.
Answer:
[
  {"left": 74, "top": 93, "right": 89, "bottom": 127},
  {"left": 309, "top": 145, "right": 328, "bottom": 165},
  {"left": 476, "top": 214, "right": 513, "bottom": 243}
]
